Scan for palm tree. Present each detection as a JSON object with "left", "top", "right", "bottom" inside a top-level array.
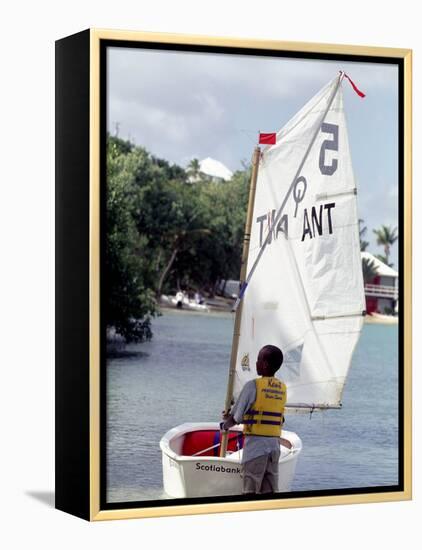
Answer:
[
  {"left": 358, "top": 219, "right": 369, "bottom": 251},
  {"left": 375, "top": 254, "right": 389, "bottom": 266},
  {"left": 373, "top": 225, "right": 398, "bottom": 266},
  {"left": 362, "top": 256, "right": 378, "bottom": 283},
  {"left": 187, "top": 158, "right": 201, "bottom": 182}
]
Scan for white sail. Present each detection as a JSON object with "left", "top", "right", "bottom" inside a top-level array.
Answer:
[{"left": 234, "top": 75, "right": 366, "bottom": 409}]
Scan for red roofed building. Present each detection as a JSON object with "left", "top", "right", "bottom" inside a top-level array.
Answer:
[{"left": 362, "top": 252, "right": 399, "bottom": 315}]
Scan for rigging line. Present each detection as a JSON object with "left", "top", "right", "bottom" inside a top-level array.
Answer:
[
  {"left": 239, "top": 129, "right": 259, "bottom": 146},
  {"left": 233, "top": 72, "right": 345, "bottom": 311}
]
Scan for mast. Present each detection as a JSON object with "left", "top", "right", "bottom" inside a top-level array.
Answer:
[{"left": 220, "top": 145, "right": 261, "bottom": 458}]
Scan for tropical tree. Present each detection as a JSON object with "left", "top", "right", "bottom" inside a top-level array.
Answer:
[
  {"left": 374, "top": 254, "right": 388, "bottom": 266},
  {"left": 187, "top": 158, "right": 201, "bottom": 182},
  {"left": 358, "top": 219, "right": 369, "bottom": 251},
  {"left": 105, "top": 134, "right": 251, "bottom": 341},
  {"left": 152, "top": 181, "right": 212, "bottom": 297},
  {"left": 362, "top": 256, "right": 378, "bottom": 283},
  {"left": 106, "top": 137, "right": 158, "bottom": 342},
  {"left": 192, "top": 169, "right": 249, "bottom": 295},
  {"left": 373, "top": 225, "right": 398, "bottom": 266}
]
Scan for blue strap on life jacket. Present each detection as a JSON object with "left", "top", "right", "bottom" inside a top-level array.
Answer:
[{"left": 244, "top": 409, "right": 283, "bottom": 419}]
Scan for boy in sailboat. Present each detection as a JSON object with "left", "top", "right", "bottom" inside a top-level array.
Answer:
[{"left": 221, "top": 344, "right": 287, "bottom": 494}]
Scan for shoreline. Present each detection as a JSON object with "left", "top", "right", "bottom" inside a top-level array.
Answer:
[
  {"left": 159, "top": 300, "right": 399, "bottom": 325},
  {"left": 364, "top": 313, "right": 398, "bottom": 325}
]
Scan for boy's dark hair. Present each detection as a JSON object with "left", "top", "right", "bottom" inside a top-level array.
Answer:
[{"left": 262, "top": 345, "right": 284, "bottom": 374}]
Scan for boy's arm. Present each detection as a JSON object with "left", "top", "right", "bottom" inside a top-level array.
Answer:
[
  {"left": 221, "top": 414, "right": 236, "bottom": 431},
  {"left": 220, "top": 381, "right": 256, "bottom": 430}
]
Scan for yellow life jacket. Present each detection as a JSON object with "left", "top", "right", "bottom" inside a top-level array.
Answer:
[{"left": 242, "top": 377, "right": 287, "bottom": 437}]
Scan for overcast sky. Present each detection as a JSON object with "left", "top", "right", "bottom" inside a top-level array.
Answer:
[{"left": 107, "top": 46, "right": 399, "bottom": 266}]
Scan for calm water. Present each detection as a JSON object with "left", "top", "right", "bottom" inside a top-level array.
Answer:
[{"left": 106, "top": 310, "right": 399, "bottom": 503}]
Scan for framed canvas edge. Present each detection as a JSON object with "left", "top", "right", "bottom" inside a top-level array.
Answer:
[
  {"left": 87, "top": 28, "right": 412, "bottom": 521},
  {"left": 91, "top": 490, "right": 411, "bottom": 522}
]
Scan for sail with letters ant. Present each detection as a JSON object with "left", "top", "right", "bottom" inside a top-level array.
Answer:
[{"left": 234, "top": 74, "right": 366, "bottom": 410}]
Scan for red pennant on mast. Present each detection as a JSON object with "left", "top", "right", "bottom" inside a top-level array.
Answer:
[
  {"left": 259, "top": 132, "right": 277, "bottom": 145},
  {"left": 343, "top": 72, "right": 366, "bottom": 98}
]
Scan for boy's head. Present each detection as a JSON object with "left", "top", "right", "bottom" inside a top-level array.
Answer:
[{"left": 256, "top": 345, "right": 284, "bottom": 376}]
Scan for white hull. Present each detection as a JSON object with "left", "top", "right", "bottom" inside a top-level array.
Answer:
[{"left": 160, "top": 422, "right": 302, "bottom": 498}]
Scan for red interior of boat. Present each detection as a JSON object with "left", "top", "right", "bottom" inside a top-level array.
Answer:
[{"left": 182, "top": 430, "right": 244, "bottom": 457}]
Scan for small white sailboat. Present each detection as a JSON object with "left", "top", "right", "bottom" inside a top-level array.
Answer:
[
  {"left": 160, "top": 72, "right": 366, "bottom": 498},
  {"left": 160, "top": 423, "right": 302, "bottom": 498},
  {"left": 160, "top": 292, "right": 210, "bottom": 312}
]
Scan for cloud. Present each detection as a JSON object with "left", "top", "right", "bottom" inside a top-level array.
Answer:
[
  {"left": 106, "top": 45, "right": 399, "bottom": 245},
  {"left": 108, "top": 47, "right": 397, "bottom": 166}
]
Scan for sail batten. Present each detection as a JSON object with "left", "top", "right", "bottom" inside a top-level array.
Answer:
[
  {"left": 311, "top": 311, "right": 365, "bottom": 321},
  {"left": 285, "top": 404, "right": 343, "bottom": 413},
  {"left": 315, "top": 188, "right": 357, "bottom": 200},
  {"left": 234, "top": 75, "right": 365, "bottom": 409}
]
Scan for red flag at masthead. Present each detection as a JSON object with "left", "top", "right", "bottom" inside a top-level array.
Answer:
[{"left": 259, "top": 132, "right": 277, "bottom": 145}]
